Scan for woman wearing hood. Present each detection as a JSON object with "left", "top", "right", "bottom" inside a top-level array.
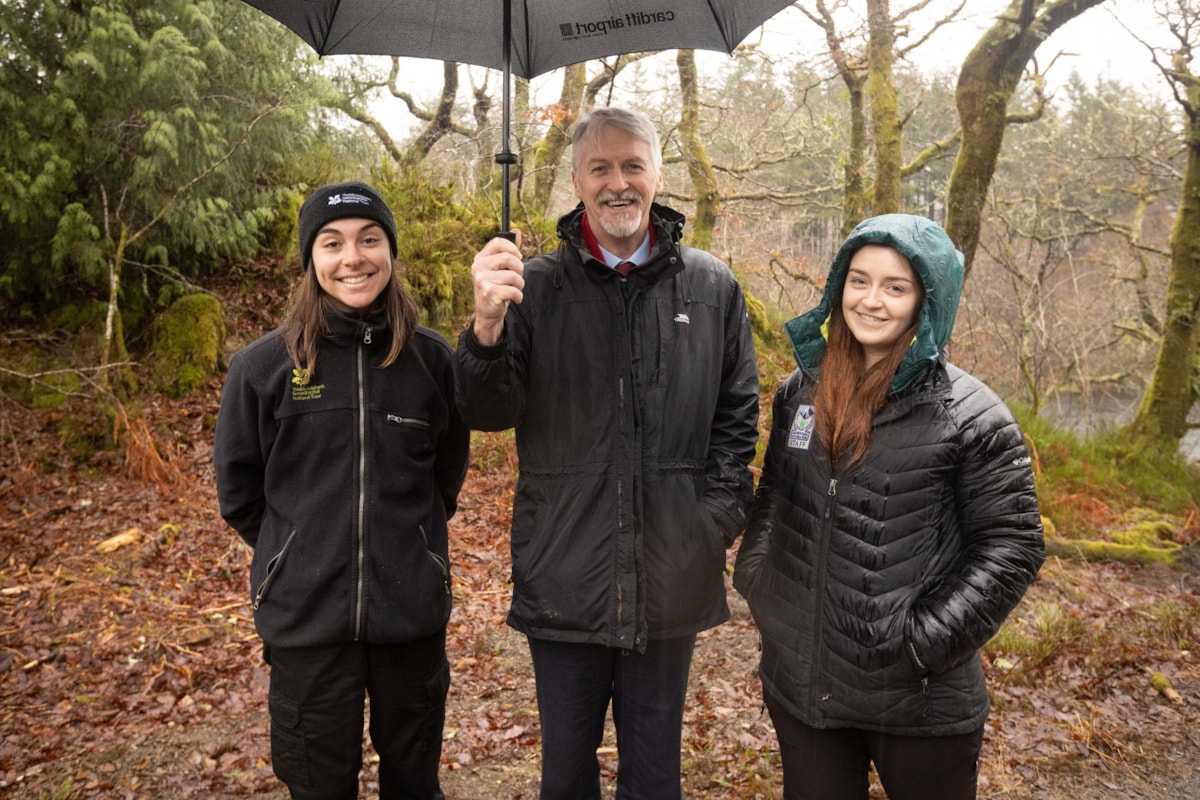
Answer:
[{"left": 733, "top": 214, "right": 1044, "bottom": 799}]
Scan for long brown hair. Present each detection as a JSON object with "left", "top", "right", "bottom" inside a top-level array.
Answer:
[
  {"left": 282, "top": 265, "right": 419, "bottom": 384},
  {"left": 814, "top": 305, "right": 921, "bottom": 467}
]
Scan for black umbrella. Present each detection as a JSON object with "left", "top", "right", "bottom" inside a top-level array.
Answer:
[{"left": 242, "top": 0, "right": 794, "bottom": 233}]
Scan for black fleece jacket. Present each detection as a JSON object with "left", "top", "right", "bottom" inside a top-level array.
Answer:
[{"left": 215, "top": 311, "right": 469, "bottom": 648}]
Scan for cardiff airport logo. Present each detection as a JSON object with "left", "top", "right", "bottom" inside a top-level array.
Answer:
[{"left": 560, "top": 10, "right": 676, "bottom": 40}]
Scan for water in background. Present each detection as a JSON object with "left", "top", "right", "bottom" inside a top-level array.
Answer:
[{"left": 1038, "top": 391, "right": 1200, "bottom": 462}]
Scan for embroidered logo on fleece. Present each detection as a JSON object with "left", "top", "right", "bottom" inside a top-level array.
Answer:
[
  {"left": 787, "top": 404, "right": 815, "bottom": 450},
  {"left": 290, "top": 368, "right": 325, "bottom": 401}
]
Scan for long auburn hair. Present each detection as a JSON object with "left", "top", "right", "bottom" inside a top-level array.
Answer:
[
  {"left": 813, "top": 300, "right": 922, "bottom": 468},
  {"left": 282, "top": 265, "right": 419, "bottom": 384}
]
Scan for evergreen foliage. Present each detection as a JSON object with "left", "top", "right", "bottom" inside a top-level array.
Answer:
[{"left": 0, "top": 0, "right": 331, "bottom": 319}]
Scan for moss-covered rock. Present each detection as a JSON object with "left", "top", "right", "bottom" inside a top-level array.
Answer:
[{"left": 147, "top": 294, "right": 227, "bottom": 397}]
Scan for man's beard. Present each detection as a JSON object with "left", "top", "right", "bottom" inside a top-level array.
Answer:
[{"left": 596, "top": 192, "right": 645, "bottom": 239}]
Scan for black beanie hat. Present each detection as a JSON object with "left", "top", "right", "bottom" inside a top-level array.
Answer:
[{"left": 297, "top": 181, "right": 398, "bottom": 269}]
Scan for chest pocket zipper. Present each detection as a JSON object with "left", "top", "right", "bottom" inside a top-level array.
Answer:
[{"left": 254, "top": 527, "right": 298, "bottom": 610}]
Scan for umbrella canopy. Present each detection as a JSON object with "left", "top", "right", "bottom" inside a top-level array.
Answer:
[{"left": 242, "top": 0, "right": 793, "bottom": 231}]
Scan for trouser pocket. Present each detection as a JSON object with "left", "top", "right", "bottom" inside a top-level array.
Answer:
[
  {"left": 268, "top": 690, "right": 309, "bottom": 787},
  {"left": 267, "top": 643, "right": 367, "bottom": 800}
]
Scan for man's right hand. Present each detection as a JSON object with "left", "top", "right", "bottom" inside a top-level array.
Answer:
[{"left": 471, "top": 231, "right": 526, "bottom": 346}]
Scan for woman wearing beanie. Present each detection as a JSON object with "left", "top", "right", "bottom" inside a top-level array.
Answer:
[
  {"left": 215, "top": 181, "right": 469, "bottom": 799},
  {"left": 733, "top": 214, "right": 1043, "bottom": 800}
]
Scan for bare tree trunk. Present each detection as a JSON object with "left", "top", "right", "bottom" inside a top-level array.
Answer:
[
  {"left": 805, "top": 2, "right": 869, "bottom": 235},
  {"left": 472, "top": 79, "right": 495, "bottom": 195},
  {"left": 677, "top": 49, "right": 719, "bottom": 250},
  {"left": 529, "top": 64, "right": 586, "bottom": 220},
  {"left": 946, "top": 0, "right": 1106, "bottom": 275},
  {"left": 101, "top": 229, "right": 126, "bottom": 392},
  {"left": 409, "top": 61, "right": 460, "bottom": 159}
]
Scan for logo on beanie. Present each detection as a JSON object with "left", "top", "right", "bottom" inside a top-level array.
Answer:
[{"left": 328, "top": 192, "right": 373, "bottom": 207}]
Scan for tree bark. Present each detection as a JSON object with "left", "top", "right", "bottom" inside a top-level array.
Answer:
[
  {"left": 529, "top": 64, "right": 586, "bottom": 220},
  {"left": 867, "top": 0, "right": 901, "bottom": 214},
  {"left": 1130, "top": 57, "right": 1200, "bottom": 445},
  {"left": 677, "top": 49, "right": 719, "bottom": 250},
  {"left": 409, "top": 61, "right": 460, "bottom": 160},
  {"left": 945, "top": 0, "right": 1106, "bottom": 275}
]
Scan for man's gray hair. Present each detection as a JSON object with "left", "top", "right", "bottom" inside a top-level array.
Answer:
[{"left": 570, "top": 107, "right": 663, "bottom": 172}]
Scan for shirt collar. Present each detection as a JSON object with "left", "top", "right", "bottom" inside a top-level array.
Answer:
[{"left": 581, "top": 212, "right": 654, "bottom": 269}]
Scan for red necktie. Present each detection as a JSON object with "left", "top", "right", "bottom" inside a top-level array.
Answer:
[{"left": 616, "top": 261, "right": 634, "bottom": 277}]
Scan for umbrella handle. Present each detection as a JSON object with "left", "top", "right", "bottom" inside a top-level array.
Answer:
[{"left": 496, "top": 150, "right": 518, "bottom": 238}]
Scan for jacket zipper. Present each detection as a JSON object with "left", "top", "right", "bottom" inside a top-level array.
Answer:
[
  {"left": 419, "top": 524, "right": 451, "bottom": 595},
  {"left": 808, "top": 476, "right": 838, "bottom": 716},
  {"left": 617, "top": 376, "right": 627, "bottom": 639},
  {"left": 253, "top": 527, "right": 298, "bottom": 610},
  {"left": 387, "top": 414, "right": 431, "bottom": 429},
  {"left": 353, "top": 326, "right": 371, "bottom": 640},
  {"left": 907, "top": 641, "right": 929, "bottom": 675}
]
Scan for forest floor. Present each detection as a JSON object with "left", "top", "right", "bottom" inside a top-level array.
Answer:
[
  {"left": 3, "top": 390, "right": 1200, "bottom": 800},
  {"left": 3, "top": 268, "right": 1200, "bottom": 798}
]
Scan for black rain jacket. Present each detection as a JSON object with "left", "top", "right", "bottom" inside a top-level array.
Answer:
[
  {"left": 215, "top": 310, "right": 469, "bottom": 648},
  {"left": 734, "top": 214, "right": 1044, "bottom": 736},
  {"left": 456, "top": 203, "right": 760, "bottom": 652}
]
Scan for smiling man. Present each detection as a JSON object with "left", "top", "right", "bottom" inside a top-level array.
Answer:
[{"left": 455, "top": 107, "right": 760, "bottom": 800}]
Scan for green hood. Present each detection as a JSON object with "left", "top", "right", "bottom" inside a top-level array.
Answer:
[{"left": 783, "top": 213, "right": 965, "bottom": 394}]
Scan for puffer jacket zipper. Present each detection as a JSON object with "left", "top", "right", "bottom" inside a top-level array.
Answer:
[
  {"left": 353, "top": 325, "right": 371, "bottom": 640},
  {"left": 253, "top": 527, "right": 298, "bottom": 610},
  {"left": 808, "top": 475, "right": 839, "bottom": 718}
]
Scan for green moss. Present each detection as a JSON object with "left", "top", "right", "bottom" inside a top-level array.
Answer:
[
  {"left": 743, "top": 287, "right": 781, "bottom": 347},
  {"left": 147, "top": 293, "right": 227, "bottom": 397},
  {"left": 1111, "top": 521, "right": 1180, "bottom": 548},
  {"left": 1045, "top": 537, "right": 1178, "bottom": 567}
]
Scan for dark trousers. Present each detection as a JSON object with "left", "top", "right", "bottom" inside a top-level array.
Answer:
[
  {"left": 265, "top": 634, "right": 450, "bottom": 800},
  {"left": 526, "top": 634, "right": 696, "bottom": 800},
  {"left": 765, "top": 692, "right": 984, "bottom": 800}
]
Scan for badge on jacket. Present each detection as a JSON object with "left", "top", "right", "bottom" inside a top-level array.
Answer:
[{"left": 788, "top": 405, "right": 815, "bottom": 450}]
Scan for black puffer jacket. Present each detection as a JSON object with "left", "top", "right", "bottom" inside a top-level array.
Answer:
[
  {"left": 734, "top": 214, "right": 1043, "bottom": 736},
  {"left": 456, "top": 203, "right": 760, "bottom": 652},
  {"left": 215, "top": 311, "right": 469, "bottom": 648}
]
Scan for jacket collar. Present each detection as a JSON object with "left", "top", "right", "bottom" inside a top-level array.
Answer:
[
  {"left": 325, "top": 303, "right": 388, "bottom": 342},
  {"left": 554, "top": 202, "right": 685, "bottom": 284}
]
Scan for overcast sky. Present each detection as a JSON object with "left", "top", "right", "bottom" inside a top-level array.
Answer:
[{"left": 361, "top": 0, "right": 1179, "bottom": 137}]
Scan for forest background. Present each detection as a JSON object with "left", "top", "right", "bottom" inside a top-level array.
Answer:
[{"left": 4, "top": 0, "right": 1200, "bottom": 798}]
